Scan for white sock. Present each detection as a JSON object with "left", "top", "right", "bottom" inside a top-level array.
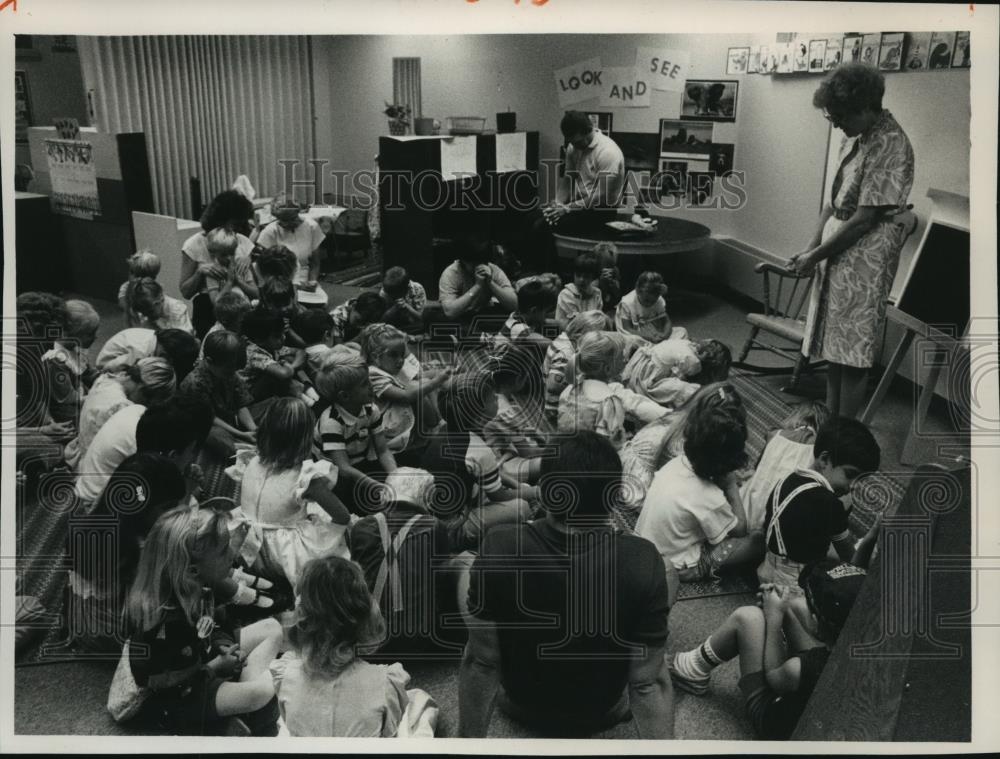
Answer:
[{"left": 675, "top": 639, "right": 722, "bottom": 679}]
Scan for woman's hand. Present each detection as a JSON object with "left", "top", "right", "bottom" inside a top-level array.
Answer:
[{"left": 787, "top": 249, "right": 818, "bottom": 276}]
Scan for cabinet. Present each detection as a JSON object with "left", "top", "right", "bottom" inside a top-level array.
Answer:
[{"left": 378, "top": 132, "right": 539, "bottom": 298}]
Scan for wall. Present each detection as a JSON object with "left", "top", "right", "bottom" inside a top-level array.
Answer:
[
  {"left": 312, "top": 33, "right": 968, "bottom": 261},
  {"left": 14, "top": 36, "right": 89, "bottom": 168}
]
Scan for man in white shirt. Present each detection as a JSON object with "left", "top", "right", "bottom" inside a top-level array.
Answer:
[{"left": 527, "top": 111, "right": 626, "bottom": 272}]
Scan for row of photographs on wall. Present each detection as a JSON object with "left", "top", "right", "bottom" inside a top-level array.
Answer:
[
  {"left": 602, "top": 124, "right": 734, "bottom": 177},
  {"left": 726, "top": 31, "right": 970, "bottom": 75},
  {"left": 587, "top": 79, "right": 740, "bottom": 134}
]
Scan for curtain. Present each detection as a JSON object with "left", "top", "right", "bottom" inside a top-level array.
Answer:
[
  {"left": 78, "top": 36, "right": 314, "bottom": 218},
  {"left": 392, "top": 57, "right": 422, "bottom": 125}
]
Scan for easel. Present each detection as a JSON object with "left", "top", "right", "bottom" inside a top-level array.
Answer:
[
  {"left": 860, "top": 306, "right": 965, "bottom": 464},
  {"left": 859, "top": 189, "right": 970, "bottom": 465}
]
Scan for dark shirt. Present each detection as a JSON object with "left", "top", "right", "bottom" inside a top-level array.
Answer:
[
  {"left": 468, "top": 519, "right": 670, "bottom": 723},
  {"left": 178, "top": 361, "right": 252, "bottom": 427},
  {"left": 349, "top": 501, "right": 461, "bottom": 653},
  {"left": 765, "top": 471, "right": 851, "bottom": 563}
]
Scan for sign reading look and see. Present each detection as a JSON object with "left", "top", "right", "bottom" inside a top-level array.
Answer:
[{"left": 554, "top": 49, "right": 691, "bottom": 109}]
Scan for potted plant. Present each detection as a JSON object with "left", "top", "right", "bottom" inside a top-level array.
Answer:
[{"left": 384, "top": 102, "right": 411, "bottom": 136}]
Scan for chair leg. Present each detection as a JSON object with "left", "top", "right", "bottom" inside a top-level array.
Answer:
[
  {"left": 738, "top": 327, "right": 759, "bottom": 363},
  {"left": 789, "top": 349, "right": 808, "bottom": 390}
]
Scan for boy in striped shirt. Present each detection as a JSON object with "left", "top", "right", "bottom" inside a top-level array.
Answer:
[{"left": 314, "top": 351, "right": 397, "bottom": 513}]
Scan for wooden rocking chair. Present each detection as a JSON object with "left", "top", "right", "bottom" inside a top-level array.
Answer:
[{"left": 737, "top": 262, "right": 822, "bottom": 393}]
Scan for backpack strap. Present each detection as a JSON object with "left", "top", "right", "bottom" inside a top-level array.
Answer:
[
  {"left": 372, "top": 512, "right": 424, "bottom": 614},
  {"left": 766, "top": 472, "right": 825, "bottom": 558}
]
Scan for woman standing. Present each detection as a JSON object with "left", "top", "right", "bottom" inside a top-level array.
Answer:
[{"left": 790, "top": 64, "right": 915, "bottom": 418}]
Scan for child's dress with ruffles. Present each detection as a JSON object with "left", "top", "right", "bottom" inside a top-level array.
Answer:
[
  {"left": 621, "top": 338, "right": 702, "bottom": 409},
  {"left": 269, "top": 654, "right": 438, "bottom": 737},
  {"left": 229, "top": 456, "right": 349, "bottom": 589}
]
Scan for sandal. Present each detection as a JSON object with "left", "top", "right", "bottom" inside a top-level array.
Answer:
[{"left": 232, "top": 582, "right": 276, "bottom": 609}]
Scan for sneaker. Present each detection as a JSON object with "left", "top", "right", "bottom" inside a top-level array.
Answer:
[{"left": 668, "top": 653, "right": 711, "bottom": 696}]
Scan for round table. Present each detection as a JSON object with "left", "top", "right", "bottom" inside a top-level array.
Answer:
[{"left": 554, "top": 215, "right": 711, "bottom": 279}]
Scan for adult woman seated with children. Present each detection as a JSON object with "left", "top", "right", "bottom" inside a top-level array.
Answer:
[{"left": 16, "top": 65, "right": 900, "bottom": 741}]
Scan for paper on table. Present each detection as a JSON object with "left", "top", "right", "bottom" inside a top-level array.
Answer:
[
  {"left": 495, "top": 132, "right": 527, "bottom": 173},
  {"left": 440, "top": 136, "right": 477, "bottom": 181}
]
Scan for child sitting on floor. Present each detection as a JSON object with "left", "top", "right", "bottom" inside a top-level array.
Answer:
[
  {"left": 229, "top": 398, "right": 350, "bottom": 590},
  {"left": 239, "top": 307, "right": 308, "bottom": 405},
  {"left": 593, "top": 242, "right": 622, "bottom": 312},
  {"left": 269, "top": 555, "right": 438, "bottom": 737},
  {"left": 741, "top": 401, "right": 831, "bottom": 532},
  {"left": 379, "top": 266, "right": 427, "bottom": 335},
  {"left": 117, "top": 505, "right": 283, "bottom": 735},
  {"left": 178, "top": 330, "right": 258, "bottom": 458},
  {"left": 615, "top": 271, "right": 685, "bottom": 344},
  {"left": 359, "top": 323, "right": 450, "bottom": 460},
  {"left": 314, "top": 349, "right": 397, "bottom": 514},
  {"left": 203, "top": 227, "right": 257, "bottom": 303},
  {"left": 202, "top": 290, "right": 253, "bottom": 356},
  {"left": 330, "top": 291, "right": 389, "bottom": 346},
  {"left": 622, "top": 338, "right": 732, "bottom": 409},
  {"left": 557, "top": 331, "right": 668, "bottom": 451},
  {"left": 420, "top": 370, "right": 534, "bottom": 550},
  {"left": 117, "top": 250, "right": 162, "bottom": 312},
  {"left": 634, "top": 383, "right": 764, "bottom": 582},
  {"left": 543, "top": 309, "right": 611, "bottom": 423},
  {"left": 484, "top": 345, "right": 547, "bottom": 489},
  {"left": 291, "top": 308, "right": 335, "bottom": 382},
  {"left": 124, "top": 277, "right": 194, "bottom": 334},
  {"left": 488, "top": 279, "right": 556, "bottom": 361},
  {"left": 42, "top": 299, "right": 101, "bottom": 424},
  {"left": 97, "top": 327, "right": 200, "bottom": 383},
  {"left": 757, "top": 417, "right": 881, "bottom": 587},
  {"left": 555, "top": 250, "right": 604, "bottom": 330}
]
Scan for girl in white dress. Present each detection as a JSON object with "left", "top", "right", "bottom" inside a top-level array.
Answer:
[{"left": 230, "top": 397, "right": 350, "bottom": 590}]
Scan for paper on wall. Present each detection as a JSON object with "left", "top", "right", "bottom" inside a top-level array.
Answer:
[
  {"left": 554, "top": 57, "right": 603, "bottom": 107},
  {"left": 44, "top": 138, "right": 100, "bottom": 219},
  {"left": 495, "top": 132, "right": 527, "bottom": 173},
  {"left": 635, "top": 47, "right": 691, "bottom": 92},
  {"left": 598, "top": 66, "right": 650, "bottom": 108},
  {"left": 440, "top": 136, "right": 478, "bottom": 181}
]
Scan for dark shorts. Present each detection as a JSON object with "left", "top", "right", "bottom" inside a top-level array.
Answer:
[
  {"left": 498, "top": 686, "right": 631, "bottom": 737},
  {"left": 142, "top": 672, "right": 225, "bottom": 735},
  {"left": 737, "top": 671, "right": 798, "bottom": 741}
]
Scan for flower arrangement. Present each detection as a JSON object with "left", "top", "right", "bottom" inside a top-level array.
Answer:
[{"left": 384, "top": 102, "right": 411, "bottom": 135}]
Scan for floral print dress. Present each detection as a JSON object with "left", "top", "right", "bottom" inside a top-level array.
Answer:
[{"left": 803, "top": 109, "right": 915, "bottom": 368}]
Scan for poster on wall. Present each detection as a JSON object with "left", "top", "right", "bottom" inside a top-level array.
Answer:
[
  {"left": 776, "top": 42, "right": 794, "bottom": 73},
  {"left": 44, "top": 138, "right": 102, "bottom": 219},
  {"left": 952, "top": 31, "right": 970, "bottom": 67},
  {"left": 660, "top": 119, "right": 713, "bottom": 154},
  {"left": 824, "top": 37, "right": 843, "bottom": 70},
  {"left": 554, "top": 57, "right": 604, "bottom": 108},
  {"left": 635, "top": 47, "right": 690, "bottom": 92},
  {"left": 14, "top": 70, "right": 32, "bottom": 144},
  {"left": 748, "top": 47, "right": 761, "bottom": 74},
  {"left": 878, "top": 32, "right": 904, "bottom": 70},
  {"left": 681, "top": 80, "right": 738, "bottom": 122},
  {"left": 843, "top": 34, "right": 863, "bottom": 63},
  {"left": 808, "top": 39, "right": 827, "bottom": 72},
  {"left": 904, "top": 32, "right": 932, "bottom": 70},
  {"left": 792, "top": 40, "right": 809, "bottom": 72},
  {"left": 726, "top": 47, "right": 750, "bottom": 75},
  {"left": 598, "top": 67, "right": 650, "bottom": 108},
  {"left": 928, "top": 32, "right": 956, "bottom": 68},
  {"left": 860, "top": 33, "right": 882, "bottom": 67},
  {"left": 688, "top": 172, "right": 714, "bottom": 206},
  {"left": 613, "top": 132, "right": 659, "bottom": 172}
]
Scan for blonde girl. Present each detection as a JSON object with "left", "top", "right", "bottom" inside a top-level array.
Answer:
[
  {"left": 556, "top": 331, "right": 667, "bottom": 451},
  {"left": 121, "top": 505, "right": 283, "bottom": 735}
]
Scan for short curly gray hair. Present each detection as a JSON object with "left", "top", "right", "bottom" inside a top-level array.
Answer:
[{"left": 812, "top": 63, "right": 885, "bottom": 115}]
